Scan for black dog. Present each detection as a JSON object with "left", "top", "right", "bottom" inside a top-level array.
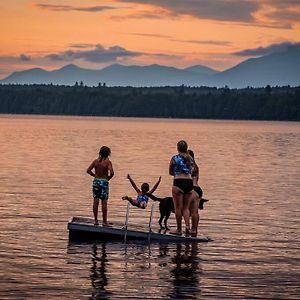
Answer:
[{"left": 148, "top": 194, "right": 209, "bottom": 230}]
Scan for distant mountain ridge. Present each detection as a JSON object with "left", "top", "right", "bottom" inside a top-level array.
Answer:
[
  {"left": 1, "top": 63, "right": 217, "bottom": 87},
  {"left": 208, "top": 46, "right": 300, "bottom": 87},
  {"left": 1, "top": 46, "right": 300, "bottom": 88}
]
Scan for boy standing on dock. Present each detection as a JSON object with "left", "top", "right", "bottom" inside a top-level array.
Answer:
[{"left": 87, "top": 146, "right": 114, "bottom": 226}]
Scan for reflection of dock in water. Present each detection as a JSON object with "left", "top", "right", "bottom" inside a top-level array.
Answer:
[
  {"left": 67, "top": 241, "right": 203, "bottom": 299},
  {"left": 66, "top": 203, "right": 207, "bottom": 297},
  {"left": 169, "top": 243, "right": 202, "bottom": 299},
  {"left": 90, "top": 243, "right": 112, "bottom": 300}
]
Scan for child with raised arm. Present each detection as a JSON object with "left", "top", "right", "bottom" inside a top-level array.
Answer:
[{"left": 122, "top": 174, "right": 161, "bottom": 209}]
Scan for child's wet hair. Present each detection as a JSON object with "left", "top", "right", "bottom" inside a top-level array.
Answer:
[
  {"left": 141, "top": 183, "right": 150, "bottom": 193},
  {"left": 99, "top": 146, "right": 111, "bottom": 158},
  {"left": 177, "top": 140, "right": 188, "bottom": 153}
]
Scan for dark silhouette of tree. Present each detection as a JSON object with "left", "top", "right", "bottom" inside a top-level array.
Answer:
[
  {"left": 0, "top": 84, "right": 299, "bottom": 121},
  {"left": 265, "top": 85, "right": 272, "bottom": 94}
]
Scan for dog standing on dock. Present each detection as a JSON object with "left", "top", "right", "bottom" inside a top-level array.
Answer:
[{"left": 148, "top": 194, "right": 209, "bottom": 230}]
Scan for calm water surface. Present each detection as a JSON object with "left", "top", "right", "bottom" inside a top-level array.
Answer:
[{"left": 0, "top": 115, "right": 299, "bottom": 299}]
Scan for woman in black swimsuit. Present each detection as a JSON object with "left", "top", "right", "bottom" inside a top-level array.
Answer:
[{"left": 169, "top": 140, "right": 193, "bottom": 235}]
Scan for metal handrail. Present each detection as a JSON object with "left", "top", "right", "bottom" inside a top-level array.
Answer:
[
  {"left": 124, "top": 202, "right": 130, "bottom": 243},
  {"left": 148, "top": 203, "right": 155, "bottom": 242}
]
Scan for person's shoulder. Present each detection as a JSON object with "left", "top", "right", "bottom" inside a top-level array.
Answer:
[
  {"left": 172, "top": 154, "right": 180, "bottom": 160},
  {"left": 94, "top": 157, "right": 102, "bottom": 164},
  {"left": 170, "top": 155, "right": 176, "bottom": 163}
]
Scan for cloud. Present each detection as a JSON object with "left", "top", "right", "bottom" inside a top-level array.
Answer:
[
  {"left": 113, "top": 0, "right": 300, "bottom": 28},
  {"left": 263, "top": 0, "right": 300, "bottom": 9},
  {"left": 264, "top": 9, "right": 300, "bottom": 24},
  {"left": 174, "top": 39, "right": 231, "bottom": 46},
  {"left": 129, "top": 32, "right": 231, "bottom": 46},
  {"left": 232, "top": 41, "right": 300, "bottom": 56},
  {"left": 256, "top": 0, "right": 300, "bottom": 28},
  {"left": 129, "top": 33, "right": 172, "bottom": 39},
  {"left": 45, "top": 44, "right": 141, "bottom": 63},
  {"left": 144, "top": 52, "right": 183, "bottom": 59},
  {"left": 0, "top": 43, "right": 182, "bottom": 72},
  {"left": 20, "top": 54, "right": 31, "bottom": 61},
  {"left": 34, "top": 1, "right": 300, "bottom": 29},
  {"left": 34, "top": 4, "right": 116, "bottom": 12},
  {"left": 69, "top": 43, "right": 96, "bottom": 49},
  {"left": 115, "top": 0, "right": 259, "bottom": 22},
  {"left": 110, "top": 8, "right": 167, "bottom": 20}
]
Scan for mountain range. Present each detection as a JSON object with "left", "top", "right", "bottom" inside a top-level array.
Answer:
[{"left": 1, "top": 46, "right": 300, "bottom": 88}]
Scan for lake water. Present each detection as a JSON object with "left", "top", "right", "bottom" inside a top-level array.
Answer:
[{"left": 0, "top": 115, "right": 299, "bottom": 299}]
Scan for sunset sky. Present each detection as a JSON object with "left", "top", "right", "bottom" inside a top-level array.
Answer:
[{"left": 0, "top": 0, "right": 300, "bottom": 79}]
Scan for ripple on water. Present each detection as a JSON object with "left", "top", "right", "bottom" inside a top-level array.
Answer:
[{"left": 0, "top": 116, "right": 299, "bottom": 299}]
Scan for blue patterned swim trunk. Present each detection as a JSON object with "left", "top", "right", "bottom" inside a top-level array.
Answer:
[{"left": 92, "top": 178, "right": 109, "bottom": 200}]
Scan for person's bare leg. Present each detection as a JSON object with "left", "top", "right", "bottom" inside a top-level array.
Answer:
[
  {"left": 101, "top": 199, "right": 108, "bottom": 225},
  {"left": 93, "top": 198, "right": 99, "bottom": 225},
  {"left": 171, "top": 186, "right": 183, "bottom": 234},
  {"left": 190, "top": 192, "right": 200, "bottom": 234},
  {"left": 183, "top": 192, "right": 193, "bottom": 234},
  {"left": 140, "top": 202, "right": 147, "bottom": 209},
  {"left": 122, "top": 196, "right": 139, "bottom": 207}
]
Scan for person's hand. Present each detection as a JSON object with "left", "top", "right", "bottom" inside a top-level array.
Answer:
[
  {"left": 127, "top": 174, "right": 131, "bottom": 179},
  {"left": 158, "top": 176, "right": 161, "bottom": 182}
]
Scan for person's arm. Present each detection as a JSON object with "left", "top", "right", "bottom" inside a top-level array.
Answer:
[
  {"left": 127, "top": 174, "right": 140, "bottom": 193},
  {"left": 86, "top": 160, "right": 95, "bottom": 177},
  {"left": 169, "top": 158, "right": 174, "bottom": 176},
  {"left": 193, "top": 163, "right": 199, "bottom": 182},
  {"left": 148, "top": 176, "right": 161, "bottom": 194},
  {"left": 107, "top": 161, "right": 114, "bottom": 181}
]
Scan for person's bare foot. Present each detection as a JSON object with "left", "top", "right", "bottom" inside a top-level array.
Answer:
[
  {"left": 190, "top": 229, "right": 197, "bottom": 237},
  {"left": 94, "top": 220, "right": 99, "bottom": 226},
  {"left": 102, "top": 222, "right": 113, "bottom": 227},
  {"left": 170, "top": 230, "right": 182, "bottom": 236}
]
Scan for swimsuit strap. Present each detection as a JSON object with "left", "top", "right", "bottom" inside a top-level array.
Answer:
[
  {"left": 137, "top": 194, "right": 149, "bottom": 202},
  {"left": 173, "top": 154, "right": 192, "bottom": 176}
]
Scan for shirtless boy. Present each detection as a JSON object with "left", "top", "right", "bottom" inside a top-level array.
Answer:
[{"left": 87, "top": 146, "right": 114, "bottom": 225}]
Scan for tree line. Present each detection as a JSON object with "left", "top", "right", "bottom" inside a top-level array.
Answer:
[{"left": 0, "top": 84, "right": 299, "bottom": 121}]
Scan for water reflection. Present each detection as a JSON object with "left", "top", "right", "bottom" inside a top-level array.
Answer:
[
  {"left": 90, "top": 243, "right": 111, "bottom": 300},
  {"left": 123, "top": 242, "right": 152, "bottom": 271},
  {"left": 167, "top": 243, "right": 202, "bottom": 299},
  {"left": 67, "top": 241, "right": 202, "bottom": 299}
]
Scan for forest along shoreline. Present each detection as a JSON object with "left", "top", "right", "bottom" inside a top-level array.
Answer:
[{"left": 0, "top": 84, "right": 299, "bottom": 121}]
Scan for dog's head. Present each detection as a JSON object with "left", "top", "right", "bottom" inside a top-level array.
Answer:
[{"left": 199, "top": 198, "right": 209, "bottom": 210}]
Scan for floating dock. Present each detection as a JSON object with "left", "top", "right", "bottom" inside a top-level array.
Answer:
[{"left": 68, "top": 216, "right": 210, "bottom": 243}]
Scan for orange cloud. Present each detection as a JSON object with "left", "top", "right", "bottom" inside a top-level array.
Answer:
[{"left": 112, "top": 0, "right": 300, "bottom": 28}]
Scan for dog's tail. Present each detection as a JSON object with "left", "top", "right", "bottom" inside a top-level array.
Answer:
[{"left": 147, "top": 194, "right": 164, "bottom": 202}]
